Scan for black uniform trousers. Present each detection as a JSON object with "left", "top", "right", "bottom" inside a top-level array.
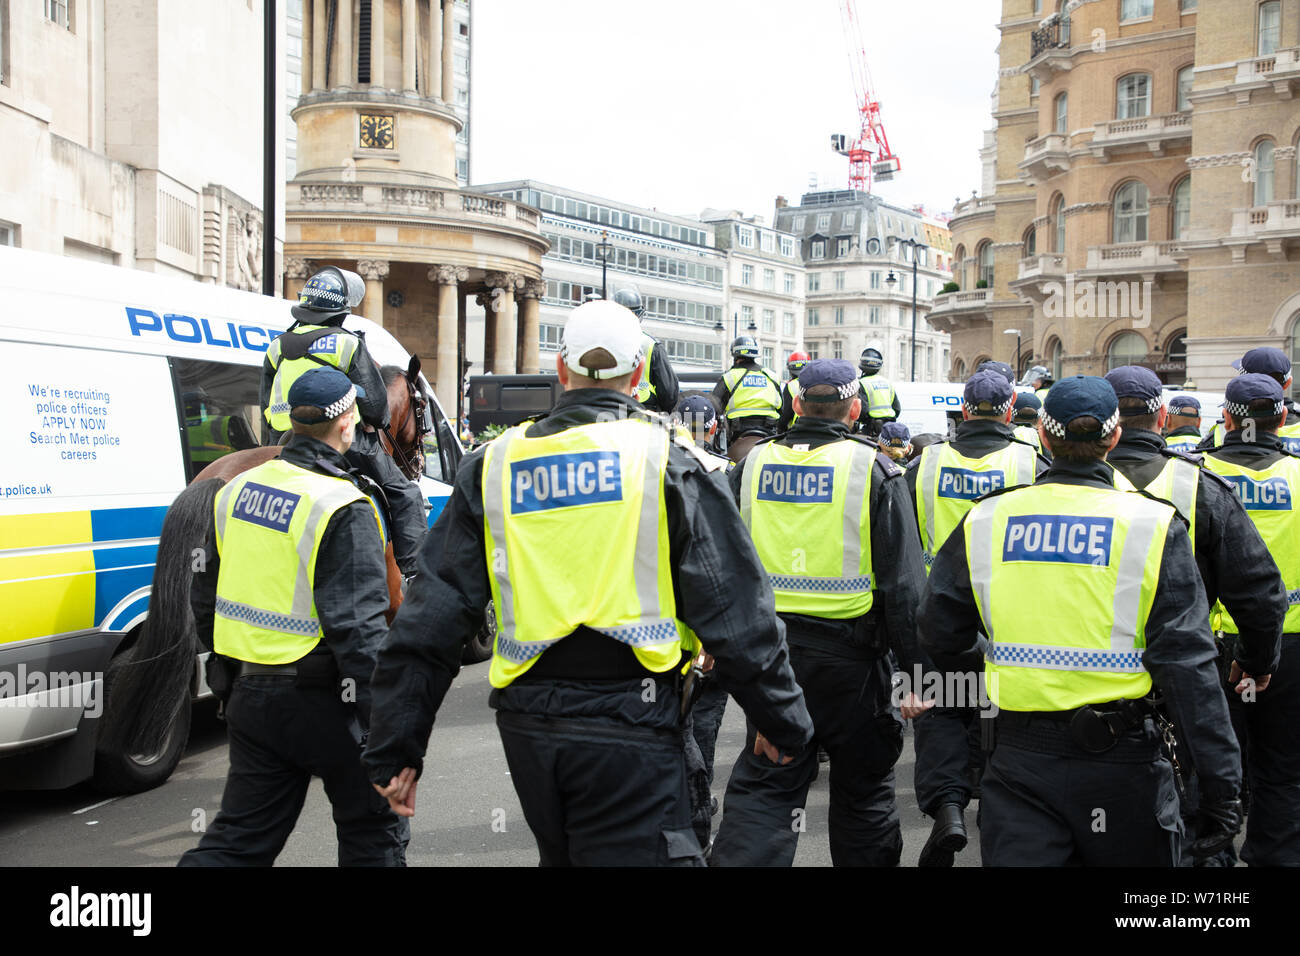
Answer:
[
  {"left": 978, "top": 714, "right": 1180, "bottom": 866},
  {"left": 913, "top": 702, "right": 984, "bottom": 816},
  {"left": 495, "top": 711, "right": 706, "bottom": 867},
  {"left": 179, "top": 676, "right": 407, "bottom": 867},
  {"left": 1233, "top": 634, "right": 1300, "bottom": 866},
  {"left": 347, "top": 429, "right": 427, "bottom": 577},
  {"left": 691, "top": 681, "right": 729, "bottom": 787},
  {"left": 710, "top": 644, "right": 904, "bottom": 867}
]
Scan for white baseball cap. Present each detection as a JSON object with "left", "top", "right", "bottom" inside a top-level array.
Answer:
[{"left": 560, "top": 299, "right": 645, "bottom": 379}]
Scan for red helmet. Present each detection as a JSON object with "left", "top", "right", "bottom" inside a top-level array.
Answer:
[{"left": 787, "top": 350, "right": 811, "bottom": 376}]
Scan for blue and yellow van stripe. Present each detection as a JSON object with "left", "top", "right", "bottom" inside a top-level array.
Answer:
[{"left": 0, "top": 506, "right": 167, "bottom": 646}]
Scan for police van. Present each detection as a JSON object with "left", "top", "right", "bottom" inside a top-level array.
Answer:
[{"left": 0, "top": 246, "right": 462, "bottom": 791}]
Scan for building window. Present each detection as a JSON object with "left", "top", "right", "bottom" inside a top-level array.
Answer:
[
  {"left": 1053, "top": 195, "right": 1066, "bottom": 252},
  {"left": 898, "top": 306, "right": 907, "bottom": 327},
  {"left": 760, "top": 232, "right": 775, "bottom": 253},
  {"left": 741, "top": 305, "right": 754, "bottom": 328},
  {"left": 793, "top": 216, "right": 806, "bottom": 231},
  {"left": 741, "top": 263, "right": 754, "bottom": 286},
  {"left": 1054, "top": 93, "right": 1068, "bottom": 134},
  {"left": 1121, "top": 0, "right": 1154, "bottom": 21},
  {"left": 1107, "top": 331, "right": 1148, "bottom": 371},
  {"left": 869, "top": 306, "right": 881, "bottom": 325},
  {"left": 780, "top": 236, "right": 795, "bottom": 257},
  {"left": 808, "top": 308, "right": 820, "bottom": 326},
  {"left": 836, "top": 238, "right": 850, "bottom": 257},
  {"left": 1023, "top": 226, "right": 1037, "bottom": 258},
  {"left": 844, "top": 212, "right": 856, "bottom": 227},
  {"left": 811, "top": 240, "right": 825, "bottom": 260},
  {"left": 1181, "top": 0, "right": 1197, "bottom": 10},
  {"left": 0, "top": 220, "right": 15, "bottom": 246},
  {"left": 1173, "top": 176, "right": 1192, "bottom": 239},
  {"left": 899, "top": 341, "right": 908, "bottom": 376},
  {"left": 870, "top": 271, "right": 881, "bottom": 290},
  {"left": 833, "top": 341, "right": 844, "bottom": 360},
  {"left": 737, "top": 226, "right": 755, "bottom": 249},
  {"left": 1254, "top": 140, "right": 1275, "bottom": 205},
  {"left": 807, "top": 344, "right": 819, "bottom": 359},
  {"left": 977, "top": 241, "right": 994, "bottom": 287},
  {"left": 808, "top": 273, "right": 821, "bottom": 292},
  {"left": 1116, "top": 73, "right": 1152, "bottom": 119},
  {"left": 1259, "top": 1, "right": 1281, "bottom": 56},
  {"left": 763, "top": 268, "right": 775, "bottom": 291},
  {"left": 1176, "top": 66, "right": 1194, "bottom": 112},
  {"left": 762, "top": 309, "right": 775, "bottom": 333},
  {"left": 1290, "top": 315, "right": 1300, "bottom": 401},
  {"left": 833, "top": 307, "right": 845, "bottom": 325},
  {"left": 783, "top": 312, "right": 795, "bottom": 335},
  {"left": 783, "top": 272, "right": 795, "bottom": 293},
  {"left": 1030, "top": 75, "right": 1040, "bottom": 97},
  {"left": 833, "top": 271, "right": 846, "bottom": 291},
  {"left": 1047, "top": 338, "right": 1064, "bottom": 380},
  {"left": 816, "top": 214, "right": 831, "bottom": 232},
  {"left": 762, "top": 347, "right": 774, "bottom": 369},
  {"left": 44, "top": 0, "right": 71, "bottom": 30},
  {"left": 1113, "top": 181, "right": 1150, "bottom": 243}
]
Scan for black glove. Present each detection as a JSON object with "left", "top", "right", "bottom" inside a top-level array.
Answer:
[{"left": 1191, "top": 797, "right": 1243, "bottom": 859}]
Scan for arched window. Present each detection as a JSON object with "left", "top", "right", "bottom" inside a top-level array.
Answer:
[
  {"left": 1052, "top": 195, "right": 1066, "bottom": 252},
  {"left": 1165, "top": 330, "right": 1188, "bottom": 384},
  {"left": 1114, "top": 181, "right": 1150, "bottom": 244},
  {"left": 1054, "top": 92, "right": 1069, "bottom": 134},
  {"left": 1172, "top": 176, "right": 1192, "bottom": 240},
  {"left": 952, "top": 358, "right": 967, "bottom": 383},
  {"left": 1046, "top": 337, "right": 1064, "bottom": 381},
  {"left": 977, "top": 241, "right": 994, "bottom": 288},
  {"left": 1107, "top": 331, "right": 1148, "bottom": 372},
  {"left": 1023, "top": 226, "right": 1037, "bottom": 258},
  {"left": 1117, "top": 73, "right": 1152, "bottom": 119},
  {"left": 1254, "top": 140, "right": 1275, "bottom": 206},
  {"left": 1176, "top": 66, "right": 1194, "bottom": 112},
  {"left": 953, "top": 244, "right": 966, "bottom": 287},
  {"left": 1290, "top": 314, "right": 1300, "bottom": 402}
]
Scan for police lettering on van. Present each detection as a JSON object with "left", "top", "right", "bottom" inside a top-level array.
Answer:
[{"left": 126, "top": 306, "right": 277, "bottom": 353}]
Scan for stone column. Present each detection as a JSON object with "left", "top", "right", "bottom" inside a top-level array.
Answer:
[
  {"left": 517, "top": 279, "right": 543, "bottom": 373},
  {"left": 301, "top": 1, "right": 313, "bottom": 94},
  {"left": 370, "top": 0, "right": 386, "bottom": 88},
  {"left": 357, "top": 259, "right": 390, "bottom": 329},
  {"left": 312, "top": 0, "right": 327, "bottom": 89},
  {"left": 338, "top": 0, "right": 354, "bottom": 88},
  {"left": 401, "top": 0, "right": 417, "bottom": 92},
  {"left": 1276, "top": 147, "right": 1297, "bottom": 207},
  {"left": 441, "top": 0, "right": 454, "bottom": 102},
  {"left": 429, "top": 265, "right": 467, "bottom": 414},
  {"left": 428, "top": 0, "right": 443, "bottom": 100},
  {"left": 484, "top": 272, "right": 520, "bottom": 374},
  {"left": 284, "top": 257, "right": 315, "bottom": 301},
  {"left": 476, "top": 290, "right": 497, "bottom": 373}
]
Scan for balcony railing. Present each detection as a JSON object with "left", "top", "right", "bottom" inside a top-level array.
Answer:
[
  {"left": 1089, "top": 112, "right": 1191, "bottom": 157},
  {"left": 1082, "top": 242, "right": 1182, "bottom": 273},
  {"left": 289, "top": 182, "right": 542, "bottom": 228},
  {"left": 1030, "top": 16, "right": 1070, "bottom": 59},
  {"left": 930, "top": 289, "right": 992, "bottom": 313},
  {"left": 1020, "top": 133, "right": 1070, "bottom": 180},
  {"left": 1017, "top": 254, "right": 1067, "bottom": 280},
  {"left": 1234, "top": 47, "right": 1300, "bottom": 83},
  {"left": 1230, "top": 200, "right": 1300, "bottom": 237}
]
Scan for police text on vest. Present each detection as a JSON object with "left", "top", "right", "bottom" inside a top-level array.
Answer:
[
  {"left": 757, "top": 464, "right": 835, "bottom": 503},
  {"left": 938, "top": 467, "right": 1006, "bottom": 501},
  {"left": 1223, "top": 475, "right": 1292, "bottom": 511},
  {"left": 232, "top": 482, "right": 302, "bottom": 532},
  {"left": 511, "top": 452, "right": 623, "bottom": 513},
  {"left": 1003, "top": 515, "right": 1113, "bottom": 565}
]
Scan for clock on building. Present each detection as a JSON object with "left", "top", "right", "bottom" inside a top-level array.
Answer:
[{"left": 359, "top": 113, "right": 394, "bottom": 149}]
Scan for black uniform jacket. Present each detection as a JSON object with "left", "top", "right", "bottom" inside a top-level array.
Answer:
[
  {"left": 918, "top": 456, "right": 1243, "bottom": 800},
  {"left": 362, "top": 388, "right": 814, "bottom": 785},
  {"left": 1109, "top": 428, "right": 1284, "bottom": 675},
  {"left": 729, "top": 417, "right": 928, "bottom": 667},
  {"left": 903, "top": 418, "right": 1050, "bottom": 507},
  {"left": 191, "top": 435, "right": 393, "bottom": 724},
  {"left": 641, "top": 335, "right": 681, "bottom": 415},
  {"left": 259, "top": 321, "right": 391, "bottom": 436}
]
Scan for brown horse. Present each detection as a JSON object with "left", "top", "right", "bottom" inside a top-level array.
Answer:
[
  {"left": 726, "top": 429, "right": 771, "bottom": 465},
  {"left": 97, "top": 359, "right": 429, "bottom": 764}
]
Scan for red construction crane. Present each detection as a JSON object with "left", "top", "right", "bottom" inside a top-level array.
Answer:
[{"left": 830, "top": 0, "right": 901, "bottom": 193}]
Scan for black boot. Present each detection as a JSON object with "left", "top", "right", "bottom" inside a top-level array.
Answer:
[{"left": 918, "top": 803, "right": 967, "bottom": 868}]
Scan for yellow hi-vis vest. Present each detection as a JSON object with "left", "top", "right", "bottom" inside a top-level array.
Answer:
[
  {"left": 965, "top": 482, "right": 1172, "bottom": 711},
  {"left": 633, "top": 333, "right": 657, "bottom": 404},
  {"left": 740, "top": 439, "right": 876, "bottom": 618},
  {"left": 1013, "top": 425, "right": 1041, "bottom": 451},
  {"left": 1140, "top": 456, "right": 1201, "bottom": 554},
  {"left": 263, "top": 324, "right": 362, "bottom": 432},
  {"left": 860, "top": 374, "right": 896, "bottom": 419},
  {"left": 1212, "top": 420, "right": 1300, "bottom": 453},
  {"left": 212, "top": 458, "right": 385, "bottom": 664},
  {"left": 1164, "top": 432, "right": 1202, "bottom": 450},
  {"left": 784, "top": 379, "right": 802, "bottom": 428},
  {"left": 1201, "top": 452, "right": 1300, "bottom": 634},
  {"left": 722, "top": 366, "right": 782, "bottom": 420},
  {"left": 916, "top": 440, "right": 1038, "bottom": 572},
  {"left": 481, "top": 418, "right": 697, "bottom": 688}
]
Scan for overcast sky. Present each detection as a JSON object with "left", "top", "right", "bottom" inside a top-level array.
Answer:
[{"left": 470, "top": 0, "right": 1004, "bottom": 224}]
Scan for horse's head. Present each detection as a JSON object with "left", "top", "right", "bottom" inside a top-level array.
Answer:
[{"left": 379, "top": 356, "right": 431, "bottom": 480}]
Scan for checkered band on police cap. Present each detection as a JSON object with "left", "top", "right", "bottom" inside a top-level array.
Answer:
[
  {"left": 1041, "top": 375, "right": 1121, "bottom": 442},
  {"left": 322, "top": 386, "right": 357, "bottom": 421}
]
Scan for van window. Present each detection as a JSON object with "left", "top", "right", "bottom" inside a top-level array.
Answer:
[
  {"left": 171, "top": 358, "right": 264, "bottom": 481},
  {"left": 500, "top": 385, "right": 555, "bottom": 413}
]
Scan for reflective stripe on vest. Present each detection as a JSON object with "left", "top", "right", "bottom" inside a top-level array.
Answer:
[
  {"left": 723, "top": 366, "right": 782, "bottom": 419},
  {"left": 785, "top": 380, "right": 802, "bottom": 427},
  {"left": 264, "top": 325, "right": 361, "bottom": 432},
  {"left": 1143, "top": 457, "right": 1200, "bottom": 553},
  {"left": 1281, "top": 420, "right": 1300, "bottom": 454},
  {"left": 634, "top": 333, "right": 657, "bottom": 404},
  {"left": 1164, "top": 433, "right": 1201, "bottom": 450},
  {"left": 860, "top": 375, "right": 896, "bottom": 419},
  {"left": 481, "top": 418, "right": 692, "bottom": 688},
  {"left": 1013, "top": 425, "right": 1041, "bottom": 451},
  {"left": 212, "top": 458, "right": 384, "bottom": 663},
  {"left": 740, "top": 438, "right": 875, "bottom": 618},
  {"left": 965, "top": 482, "right": 1170, "bottom": 711},
  {"left": 1202, "top": 451, "right": 1300, "bottom": 634},
  {"left": 1210, "top": 422, "right": 1226, "bottom": 447},
  {"left": 917, "top": 440, "right": 1038, "bottom": 572}
]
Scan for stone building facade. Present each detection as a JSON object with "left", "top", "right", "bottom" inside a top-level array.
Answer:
[{"left": 936, "top": 0, "right": 1300, "bottom": 396}]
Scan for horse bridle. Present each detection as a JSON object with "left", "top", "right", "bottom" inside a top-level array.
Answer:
[{"left": 382, "top": 374, "right": 430, "bottom": 481}]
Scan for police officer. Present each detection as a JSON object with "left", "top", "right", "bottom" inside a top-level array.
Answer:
[
  {"left": 613, "top": 286, "right": 680, "bottom": 414},
  {"left": 976, "top": 359, "right": 1015, "bottom": 385},
  {"left": 919, "top": 376, "right": 1244, "bottom": 865},
  {"left": 878, "top": 421, "right": 912, "bottom": 463},
  {"left": 261, "top": 266, "right": 426, "bottom": 577},
  {"left": 1201, "top": 373, "right": 1300, "bottom": 866},
  {"left": 713, "top": 335, "right": 783, "bottom": 444},
  {"left": 710, "top": 359, "right": 927, "bottom": 867},
  {"left": 1163, "top": 394, "right": 1204, "bottom": 450},
  {"left": 1105, "top": 365, "right": 1284, "bottom": 864},
  {"left": 673, "top": 394, "right": 727, "bottom": 462},
  {"left": 906, "top": 369, "right": 1047, "bottom": 866},
  {"left": 777, "top": 350, "right": 811, "bottom": 434},
  {"left": 1022, "top": 364, "right": 1054, "bottom": 403},
  {"left": 1200, "top": 348, "right": 1300, "bottom": 453},
  {"left": 362, "top": 299, "right": 813, "bottom": 866},
  {"left": 1012, "top": 390, "right": 1044, "bottom": 453},
  {"left": 857, "top": 347, "right": 901, "bottom": 438},
  {"left": 181, "top": 368, "right": 407, "bottom": 866}
]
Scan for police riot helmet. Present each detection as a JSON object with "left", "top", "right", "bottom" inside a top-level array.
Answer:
[
  {"left": 860, "top": 347, "right": 884, "bottom": 374},
  {"left": 292, "top": 266, "right": 366, "bottom": 324},
  {"left": 1021, "top": 364, "right": 1050, "bottom": 388},
  {"left": 787, "top": 350, "right": 811, "bottom": 378},
  {"left": 612, "top": 287, "right": 646, "bottom": 318},
  {"left": 732, "top": 335, "right": 760, "bottom": 359}
]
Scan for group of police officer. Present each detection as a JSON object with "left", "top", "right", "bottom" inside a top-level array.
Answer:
[{"left": 180, "top": 267, "right": 1300, "bottom": 867}]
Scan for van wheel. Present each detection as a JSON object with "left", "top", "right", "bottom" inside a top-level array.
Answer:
[
  {"left": 462, "top": 604, "right": 495, "bottom": 664},
  {"left": 92, "top": 646, "right": 192, "bottom": 794}
]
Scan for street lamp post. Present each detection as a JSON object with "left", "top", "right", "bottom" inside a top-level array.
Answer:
[
  {"left": 885, "top": 238, "right": 927, "bottom": 382},
  {"left": 713, "top": 318, "right": 726, "bottom": 372},
  {"left": 1004, "top": 328, "right": 1022, "bottom": 378},
  {"left": 596, "top": 231, "right": 614, "bottom": 298}
]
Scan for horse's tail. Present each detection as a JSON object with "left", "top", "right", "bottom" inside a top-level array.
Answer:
[{"left": 97, "top": 477, "right": 225, "bottom": 756}]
